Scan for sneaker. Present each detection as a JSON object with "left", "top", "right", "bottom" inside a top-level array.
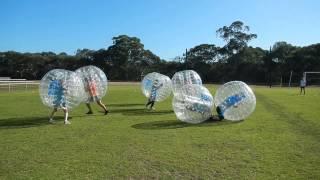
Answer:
[
  {"left": 64, "top": 120, "right": 71, "bottom": 125},
  {"left": 86, "top": 111, "right": 93, "bottom": 114},
  {"left": 104, "top": 110, "right": 109, "bottom": 115},
  {"left": 49, "top": 119, "right": 55, "bottom": 123}
]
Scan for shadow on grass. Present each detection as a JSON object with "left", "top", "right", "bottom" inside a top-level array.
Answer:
[
  {"left": 107, "top": 103, "right": 145, "bottom": 107},
  {"left": 110, "top": 108, "right": 174, "bottom": 116},
  {"left": 73, "top": 112, "right": 108, "bottom": 117},
  {"left": 132, "top": 119, "right": 242, "bottom": 130},
  {"left": 0, "top": 116, "right": 72, "bottom": 129}
]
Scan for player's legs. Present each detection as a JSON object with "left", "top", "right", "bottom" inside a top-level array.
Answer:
[
  {"left": 300, "top": 87, "right": 306, "bottom": 95},
  {"left": 62, "top": 107, "right": 70, "bottom": 124},
  {"left": 216, "top": 106, "right": 224, "bottom": 120},
  {"left": 49, "top": 108, "right": 58, "bottom": 123},
  {"left": 145, "top": 100, "right": 152, "bottom": 107},
  {"left": 86, "top": 103, "right": 93, "bottom": 114},
  {"left": 97, "top": 100, "right": 108, "bottom": 114},
  {"left": 149, "top": 101, "right": 155, "bottom": 110}
]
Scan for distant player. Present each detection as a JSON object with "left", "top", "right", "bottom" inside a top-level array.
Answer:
[
  {"left": 48, "top": 79, "right": 71, "bottom": 124},
  {"left": 300, "top": 78, "right": 306, "bottom": 95},
  {"left": 145, "top": 79, "right": 163, "bottom": 110},
  {"left": 84, "top": 77, "right": 109, "bottom": 115}
]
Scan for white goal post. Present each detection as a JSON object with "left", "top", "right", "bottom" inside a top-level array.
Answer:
[{"left": 303, "top": 72, "right": 320, "bottom": 86}]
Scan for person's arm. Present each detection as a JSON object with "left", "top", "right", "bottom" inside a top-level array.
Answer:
[{"left": 156, "top": 83, "right": 163, "bottom": 90}]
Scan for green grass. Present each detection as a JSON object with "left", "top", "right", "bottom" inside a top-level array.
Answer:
[{"left": 0, "top": 84, "right": 319, "bottom": 179}]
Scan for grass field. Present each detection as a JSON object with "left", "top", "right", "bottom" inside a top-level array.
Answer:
[{"left": 0, "top": 84, "right": 319, "bottom": 179}]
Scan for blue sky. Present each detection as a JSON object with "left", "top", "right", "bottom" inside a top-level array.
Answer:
[{"left": 1, "top": 0, "right": 319, "bottom": 60}]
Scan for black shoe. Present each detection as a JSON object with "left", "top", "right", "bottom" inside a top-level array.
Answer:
[
  {"left": 104, "top": 110, "right": 109, "bottom": 115},
  {"left": 86, "top": 111, "right": 93, "bottom": 114}
]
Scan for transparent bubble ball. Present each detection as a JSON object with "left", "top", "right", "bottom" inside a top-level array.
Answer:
[
  {"left": 39, "top": 69, "right": 86, "bottom": 109},
  {"left": 75, "top": 65, "right": 108, "bottom": 103},
  {"left": 173, "top": 84, "right": 213, "bottom": 124},
  {"left": 214, "top": 81, "right": 256, "bottom": 121},
  {"left": 171, "top": 70, "right": 202, "bottom": 95},
  {"left": 141, "top": 72, "right": 172, "bottom": 102}
]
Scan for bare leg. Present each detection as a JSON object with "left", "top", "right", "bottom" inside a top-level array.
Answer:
[
  {"left": 49, "top": 108, "right": 57, "bottom": 123},
  {"left": 97, "top": 100, "right": 108, "bottom": 114},
  {"left": 86, "top": 103, "right": 93, "bottom": 114},
  {"left": 62, "top": 107, "right": 70, "bottom": 124}
]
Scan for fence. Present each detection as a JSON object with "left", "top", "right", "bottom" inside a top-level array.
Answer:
[{"left": 0, "top": 78, "right": 39, "bottom": 92}]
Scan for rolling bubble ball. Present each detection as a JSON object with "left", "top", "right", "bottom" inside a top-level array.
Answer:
[
  {"left": 141, "top": 72, "right": 172, "bottom": 102},
  {"left": 173, "top": 84, "right": 213, "bottom": 124},
  {"left": 172, "top": 70, "right": 202, "bottom": 95},
  {"left": 75, "top": 65, "right": 108, "bottom": 103},
  {"left": 214, "top": 81, "right": 256, "bottom": 121},
  {"left": 39, "top": 69, "right": 85, "bottom": 109}
]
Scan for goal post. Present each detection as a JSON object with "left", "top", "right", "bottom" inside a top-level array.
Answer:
[{"left": 303, "top": 72, "right": 320, "bottom": 86}]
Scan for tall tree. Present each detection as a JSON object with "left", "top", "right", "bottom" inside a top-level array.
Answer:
[
  {"left": 184, "top": 44, "right": 219, "bottom": 81},
  {"left": 187, "top": 44, "right": 219, "bottom": 64},
  {"left": 271, "top": 41, "right": 296, "bottom": 63},
  {"left": 271, "top": 42, "right": 298, "bottom": 85},
  {"left": 216, "top": 21, "right": 257, "bottom": 58},
  {"left": 107, "top": 35, "right": 160, "bottom": 80}
]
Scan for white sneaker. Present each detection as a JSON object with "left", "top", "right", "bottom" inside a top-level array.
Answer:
[
  {"left": 64, "top": 120, "right": 71, "bottom": 125},
  {"left": 49, "top": 119, "right": 55, "bottom": 123}
]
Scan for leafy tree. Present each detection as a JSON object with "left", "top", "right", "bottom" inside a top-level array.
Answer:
[
  {"left": 270, "top": 42, "right": 298, "bottom": 85},
  {"left": 216, "top": 21, "right": 257, "bottom": 58},
  {"left": 107, "top": 35, "right": 160, "bottom": 80},
  {"left": 263, "top": 48, "right": 279, "bottom": 87},
  {"left": 182, "top": 44, "right": 219, "bottom": 81},
  {"left": 76, "top": 48, "right": 95, "bottom": 64},
  {"left": 1, "top": 30, "right": 319, "bottom": 85},
  {"left": 187, "top": 44, "right": 219, "bottom": 64},
  {"left": 272, "top": 41, "right": 296, "bottom": 61}
]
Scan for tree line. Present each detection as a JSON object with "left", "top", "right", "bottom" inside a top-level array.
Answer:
[{"left": 1, "top": 21, "right": 320, "bottom": 85}]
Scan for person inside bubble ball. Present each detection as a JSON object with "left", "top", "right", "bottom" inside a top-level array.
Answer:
[
  {"left": 84, "top": 77, "right": 109, "bottom": 115},
  {"left": 215, "top": 93, "right": 246, "bottom": 120},
  {"left": 185, "top": 102, "right": 211, "bottom": 115},
  {"left": 48, "top": 79, "right": 71, "bottom": 124},
  {"left": 145, "top": 79, "right": 163, "bottom": 110},
  {"left": 185, "top": 93, "right": 212, "bottom": 114}
]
